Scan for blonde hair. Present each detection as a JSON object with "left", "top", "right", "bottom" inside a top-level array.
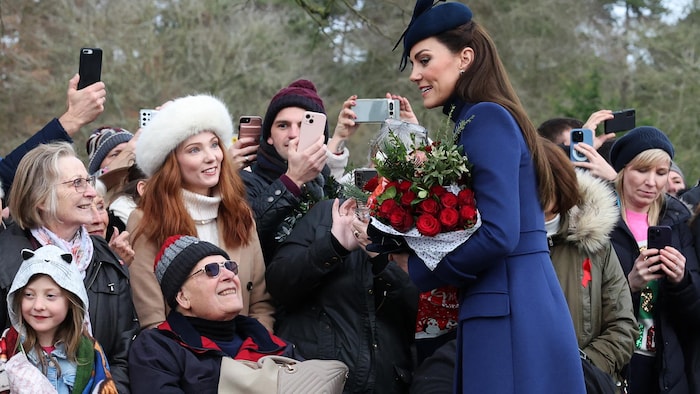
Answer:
[
  {"left": 615, "top": 149, "right": 671, "bottom": 226},
  {"left": 9, "top": 142, "right": 77, "bottom": 230}
]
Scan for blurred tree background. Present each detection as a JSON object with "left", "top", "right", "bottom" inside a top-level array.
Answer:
[{"left": 0, "top": 0, "right": 698, "bottom": 182}]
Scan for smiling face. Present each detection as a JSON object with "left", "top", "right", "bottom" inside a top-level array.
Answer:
[
  {"left": 175, "top": 131, "right": 223, "bottom": 196},
  {"left": 20, "top": 275, "right": 70, "bottom": 347},
  {"left": 43, "top": 156, "right": 97, "bottom": 240},
  {"left": 267, "top": 106, "right": 305, "bottom": 161},
  {"left": 176, "top": 255, "right": 242, "bottom": 321},
  {"left": 85, "top": 195, "right": 109, "bottom": 238},
  {"left": 622, "top": 158, "right": 670, "bottom": 213},
  {"left": 408, "top": 37, "right": 469, "bottom": 109}
]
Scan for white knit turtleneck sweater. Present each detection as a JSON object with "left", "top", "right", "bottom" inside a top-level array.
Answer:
[{"left": 182, "top": 189, "right": 221, "bottom": 245}]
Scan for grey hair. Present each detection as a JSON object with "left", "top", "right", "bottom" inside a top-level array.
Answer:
[{"left": 9, "top": 142, "right": 78, "bottom": 229}]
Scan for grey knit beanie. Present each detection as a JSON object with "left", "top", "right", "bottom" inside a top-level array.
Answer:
[{"left": 154, "top": 235, "right": 230, "bottom": 308}]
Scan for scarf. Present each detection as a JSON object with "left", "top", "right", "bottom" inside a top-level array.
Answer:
[{"left": 31, "top": 226, "right": 94, "bottom": 277}]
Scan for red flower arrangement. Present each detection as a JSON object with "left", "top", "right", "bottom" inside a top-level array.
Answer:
[{"left": 364, "top": 122, "right": 481, "bottom": 270}]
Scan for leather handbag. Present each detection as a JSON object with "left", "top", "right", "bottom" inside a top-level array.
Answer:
[
  {"left": 218, "top": 355, "right": 348, "bottom": 394},
  {"left": 580, "top": 350, "right": 616, "bottom": 394}
]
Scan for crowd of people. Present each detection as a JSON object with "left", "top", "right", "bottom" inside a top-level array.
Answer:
[{"left": 0, "top": 0, "right": 698, "bottom": 393}]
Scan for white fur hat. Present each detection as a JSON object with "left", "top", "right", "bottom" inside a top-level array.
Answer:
[
  {"left": 136, "top": 94, "right": 234, "bottom": 177},
  {"left": 7, "top": 245, "right": 89, "bottom": 335}
]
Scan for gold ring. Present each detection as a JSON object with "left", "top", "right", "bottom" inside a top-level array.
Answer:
[{"left": 353, "top": 230, "right": 360, "bottom": 238}]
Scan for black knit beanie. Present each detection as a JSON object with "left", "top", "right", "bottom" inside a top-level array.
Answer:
[
  {"left": 154, "top": 235, "right": 230, "bottom": 308},
  {"left": 609, "top": 126, "right": 674, "bottom": 172}
]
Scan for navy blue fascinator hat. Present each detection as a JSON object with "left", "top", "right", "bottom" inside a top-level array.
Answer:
[{"left": 394, "top": 0, "right": 473, "bottom": 71}]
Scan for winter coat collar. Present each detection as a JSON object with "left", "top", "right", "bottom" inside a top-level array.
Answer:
[
  {"left": 157, "top": 311, "right": 286, "bottom": 356},
  {"left": 552, "top": 170, "right": 618, "bottom": 255}
]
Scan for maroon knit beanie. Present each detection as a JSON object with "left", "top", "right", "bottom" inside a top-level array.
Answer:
[{"left": 261, "top": 79, "right": 328, "bottom": 142}]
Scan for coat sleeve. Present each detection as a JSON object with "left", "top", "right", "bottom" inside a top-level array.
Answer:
[
  {"left": 266, "top": 200, "right": 348, "bottom": 306},
  {"left": 583, "top": 244, "right": 637, "bottom": 375},
  {"left": 127, "top": 210, "right": 167, "bottom": 329},
  {"left": 408, "top": 103, "right": 527, "bottom": 291},
  {"left": 0, "top": 118, "right": 72, "bottom": 196},
  {"left": 666, "top": 214, "right": 700, "bottom": 327}
]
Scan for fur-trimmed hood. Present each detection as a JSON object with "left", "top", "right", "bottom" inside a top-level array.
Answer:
[{"left": 557, "top": 170, "right": 619, "bottom": 255}]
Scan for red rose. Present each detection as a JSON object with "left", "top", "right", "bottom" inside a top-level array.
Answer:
[
  {"left": 378, "top": 199, "right": 399, "bottom": 217},
  {"left": 458, "top": 189, "right": 475, "bottom": 206},
  {"left": 439, "top": 208, "right": 460, "bottom": 230},
  {"left": 459, "top": 205, "right": 477, "bottom": 224},
  {"left": 416, "top": 214, "right": 441, "bottom": 237},
  {"left": 390, "top": 207, "right": 414, "bottom": 233},
  {"left": 363, "top": 175, "right": 379, "bottom": 193},
  {"left": 400, "top": 190, "right": 417, "bottom": 208},
  {"left": 398, "top": 180, "right": 412, "bottom": 193},
  {"left": 429, "top": 185, "right": 447, "bottom": 197},
  {"left": 440, "top": 192, "right": 458, "bottom": 209},
  {"left": 417, "top": 199, "right": 440, "bottom": 216}
]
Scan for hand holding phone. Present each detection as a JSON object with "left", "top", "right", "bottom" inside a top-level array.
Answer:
[
  {"left": 648, "top": 225, "right": 672, "bottom": 252},
  {"left": 569, "top": 128, "right": 594, "bottom": 162},
  {"left": 298, "top": 111, "right": 327, "bottom": 151},
  {"left": 604, "top": 109, "right": 635, "bottom": 134},
  {"left": 78, "top": 48, "right": 103, "bottom": 90},
  {"left": 238, "top": 116, "right": 262, "bottom": 142}
]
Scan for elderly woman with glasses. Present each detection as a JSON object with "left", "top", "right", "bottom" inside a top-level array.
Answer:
[
  {"left": 128, "top": 235, "right": 299, "bottom": 392},
  {"left": 0, "top": 142, "right": 139, "bottom": 394}
]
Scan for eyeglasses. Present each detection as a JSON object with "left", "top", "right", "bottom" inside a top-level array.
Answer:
[
  {"left": 188, "top": 260, "right": 238, "bottom": 279},
  {"left": 58, "top": 176, "right": 96, "bottom": 193}
]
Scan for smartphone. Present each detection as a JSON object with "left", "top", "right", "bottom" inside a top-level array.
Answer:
[
  {"left": 604, "top": 109, "right": 635, "bottom": 134},
  {"left": 648, "top": 225, "right": 672, "bottom": 251},
  {"left": 354, "top": 168, "right": 378, "bottom": 189},
  {"left": 77, "top": 47, "right": 103, "bottom": 90},
  {"left": 569, "top": 128, "right": 594, "bottom": 162},
  {"left": 298, "top": 111, "right": 327, "bottom": 151},
  {"left": 139, "top": 109, "right": 158, "bottom": 128},
  {"left": 353, "top": 98, "right": 400, "bottom": 123},
  {"left": 238, "top": 115, "right": 262, "bottom": 142}
]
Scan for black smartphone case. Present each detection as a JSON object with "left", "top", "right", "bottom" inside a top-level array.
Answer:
[{"left": 78, "top": 48, "right": 103, "bottom": 90}]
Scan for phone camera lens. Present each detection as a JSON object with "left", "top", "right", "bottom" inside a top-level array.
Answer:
[
  {"left": 573, "top": 131, "right": 583, "bottom": 142},
  {"left": 389, "top": 102, "right": 394, "bottom": 110},
  {"left": 305, "top": 113, "right": 311, "bottom": 119},
  {"left": 308, "top": 119, "right": 314, "bottom": 124}
]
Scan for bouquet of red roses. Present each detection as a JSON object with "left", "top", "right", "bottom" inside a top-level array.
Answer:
[{"left": 365, "top": 120, "right": 481, "bottom": 270}]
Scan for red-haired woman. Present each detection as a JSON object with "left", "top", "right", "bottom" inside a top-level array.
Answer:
[{"left": 127, "top": 94, "right": 274, "bottom": 331}]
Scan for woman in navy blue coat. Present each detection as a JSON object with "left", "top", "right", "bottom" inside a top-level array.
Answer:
[{"left": 393, "top": 1, "right": 585, "bottom": 392}]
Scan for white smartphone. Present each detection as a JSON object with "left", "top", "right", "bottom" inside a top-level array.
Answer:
[
  {"left": 139, "top": 109, "right": 158, "bottom": 128},
  {"left": 353, "top": 98, "right": 400, "bottom": 123},
  {"left": 569, "top": 128, "right": 594, "bottom": 162},
  {"left": 298, "top": 111, "right": 327, "bottom": 151}
]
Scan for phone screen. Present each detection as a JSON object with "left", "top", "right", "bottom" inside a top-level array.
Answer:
[{"left": 78, "top": 48, "right": 103, "bottom": 90}]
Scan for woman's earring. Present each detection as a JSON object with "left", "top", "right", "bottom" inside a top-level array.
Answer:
[{"left": 459, "top": 69, "right": 465, "bottom": 75}]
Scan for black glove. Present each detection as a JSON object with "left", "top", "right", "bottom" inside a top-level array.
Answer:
[{"left": 366, "top": 221, "right": 410, "bottom": 255}]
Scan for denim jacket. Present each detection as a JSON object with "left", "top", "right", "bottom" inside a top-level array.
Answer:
[{"left": 25, "top": 342, "right": 76, "bottom": 394}]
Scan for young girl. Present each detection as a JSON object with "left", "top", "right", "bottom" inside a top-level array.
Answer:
[{"left": 0, "top": 245, "right": 117, "bottom": 393}]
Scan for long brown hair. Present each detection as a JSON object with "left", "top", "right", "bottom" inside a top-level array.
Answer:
[
  {"left": 132, "top": 134, "right": 253, "bottom": 249},
  {"left": 539, "top": 138, "right": 580, "bottom": 215},
  {"left": 13, "top": 274, "right": 86, "bottom": 370},
  {"left": 434, "top": 21, "right": 554, "bottom": 205}
]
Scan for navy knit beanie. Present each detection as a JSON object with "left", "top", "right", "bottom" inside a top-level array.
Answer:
[
  {"left": 396, "top": 0, "right": 473, "bottom": 71},
  {"left": 86, "top": 126, "right": 133, "bottom": 175},
  {"left": 154, "top": 235, "right": 230, "bottom": 308},
  {"left": 609, "top": 126, "right": 674, "bottom": 172},
  {"left": 261, "top": 79, "right": 328, "bottom": 143}
]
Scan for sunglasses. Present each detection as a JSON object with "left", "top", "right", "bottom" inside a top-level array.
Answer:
[{"left": 188, "top": 260, "right": 238, "bottom": 279}]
